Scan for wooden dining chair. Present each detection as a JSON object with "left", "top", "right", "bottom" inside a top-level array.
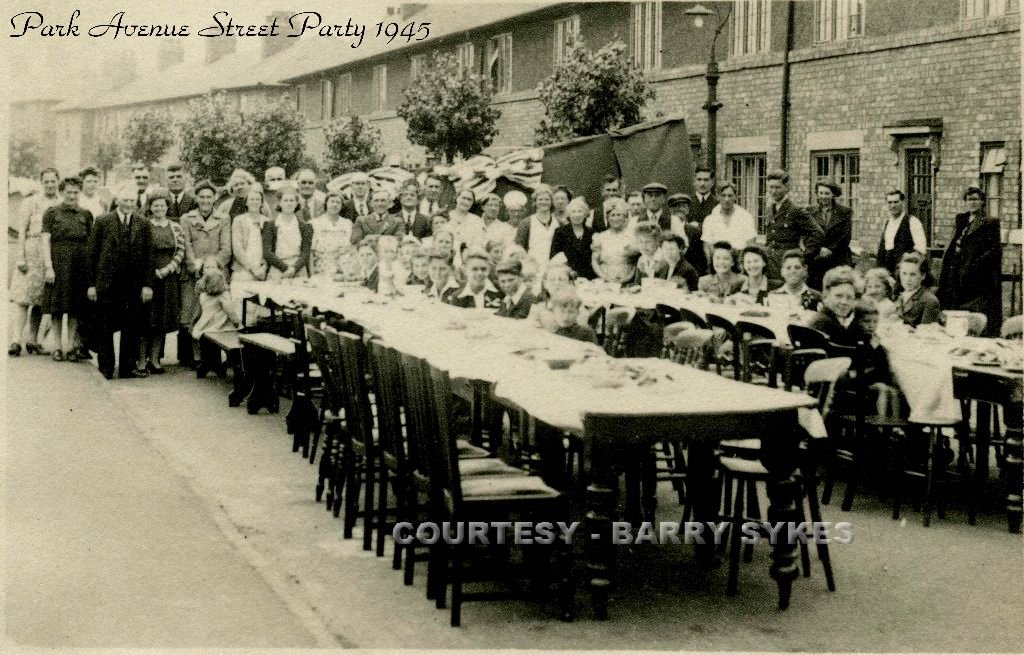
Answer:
[
  {"left": 717, "top": 357, "right": 849, "bottom": 597},
  {"left": 424, "top": 362, "right": 573, "bottom": 627},
  {"left": 661, "top": 320, "right": 694, "bottom": 360},
  {"left": 603, "top": 306, "right": 633, "bottom": 358},
  {"left": 735, "top": 320, "right": 777, "bottom": 384},
  {"left": 676, "top": 306, "right": 710, "bottom": 330},
  {"left": 306, "top": 325, "right": 347, "bottom": 509},
  {"left": 1000, "top": 315, "right": 1023, "bottom": 339},
  {"left": 705, "top": 313, "right": 742, "bottom": 380},
  {"left": 782, "top": 325, "right": 830, "bottom": 391},
  {"left": 655, "top": 303, "right": 683, "bottom": 328},
  {"left": 336, "top": 331, "right": 380, "bottom": 550}
]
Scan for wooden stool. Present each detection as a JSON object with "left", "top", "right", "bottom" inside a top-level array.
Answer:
[{"left": 892, "top": 419, "right": 961, "bottom": 527}]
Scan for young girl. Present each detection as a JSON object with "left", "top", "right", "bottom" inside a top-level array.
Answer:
[
  {"left": 863, "top": 267, "right": 897, "bottom": 319},
  {"left": 192, "top": 258, "right": 241, "bottom": 378},
  {"left": 264, "top": 189, "right": 312, "bottom": 279},
  {"left": 697, "top": 241, "right": 746, "bottom": 299}
]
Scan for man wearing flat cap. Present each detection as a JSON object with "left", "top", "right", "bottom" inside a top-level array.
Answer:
[
  {"left": 640, "top": 182, "right": 669, "bottom": 227},
  {"left": 668, "top": 193, "right": 708, "bottom": 274},
  {"left": 807, "top": 178, "right": 852, "bottom": 288}
]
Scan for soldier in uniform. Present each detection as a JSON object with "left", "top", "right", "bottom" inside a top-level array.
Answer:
[{"left": 763, "top": 169, "right": 822, "bottom": 280}]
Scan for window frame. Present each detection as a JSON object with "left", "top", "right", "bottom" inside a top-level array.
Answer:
[
  {"left": 731, "top": 0, "right": 772, "bottom": 57},
  {"left": 320, "top": 78, "right": 335, "bottom": 121},
  {"left": 814, "top": 0, "right": 865, "bottom": 43},
  {"left": 371, "top": 64, "right": 388, "bottom": 113},
  {"left": 486, "top": 33, "right": 513, "bottom": 95},
  {"left": 455, "top": 42, "right": 476, "bottom": 75},
  {"left": 630, "top": 2, "right": 663, "bottom": 71},
  {"left": 961, "top": 0, "right": 1020, "bottom": 20},
  {"left": 810, "top": 149, "right": 861, "bottom": 217},
  {"left": 553, "top": 14, "right": 581, "bottom": 65},
  {"left": 980, "top": 142, "right": 1007, "bottom": 219},
  {"left": 410, "top": 53, "right": 427, "bottom": 81},
  {"left": 336, "top": 73, "right": 353, "bottom": 116},
  {"left": 727, "top": 153, "right": 768, "bottom": 232}
]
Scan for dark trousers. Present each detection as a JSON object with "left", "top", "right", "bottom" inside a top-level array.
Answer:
[{"left": 96, "top": 298, "right": 141, "bottom": 377}]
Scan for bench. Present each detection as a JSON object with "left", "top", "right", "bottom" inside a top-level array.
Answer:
[
  {"left": 237, "top": 331, "right": 299, "bottom": 416},
  {"left": 199, "top": 330, "right": 247, "bottom": 407}
]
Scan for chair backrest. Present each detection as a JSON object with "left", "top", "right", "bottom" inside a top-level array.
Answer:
[
  {"left": 704, "top": 312, "right": 739, "bottom": 338},
  {"left": 967, "top": 312, "right": 988, "bottom": 336},
  {"left": 662, "top": 321, "right": 694, "bottom": 345},
  {"left": 397, "top": 353, "right": 431, "bottom": 485},
  {"left": 336, "top": 331, "right": 375, "bottom": 445},
  {"left": 804, "top": 357, "right": 852, "bottom": 420},
  {"left": 306, "top": 324, "right": 343, "bottom": 414},
  {"left": 672, "top": 328, "right": 714, "bottom": 369},
  {"left": 368, "top": 340, "right": 408, "bottom": 472},
  {"left": 1001, "top": 314, "right": 1024, "bottom": 340},
  {"left": 655, "top": 303, "right": 683, "bottom": 327},
  {"left": 735, "top": 320, "right": 777, "bottom": 342},
  {"left": 676, "top": 307, "right": 710, "bottom": 330},
  {"left": 603, "top": 306, "right": 633, "bottom": 357},
  {"left": 788, "top": 324, "right": 830, "bottom": 351},
  {"left": 426, "top": 363, "right": 462, "bottom": 514}
]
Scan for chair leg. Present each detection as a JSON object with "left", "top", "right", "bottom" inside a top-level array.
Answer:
[
  {"left": 362, "top": 454, "right": 376, "bottom": 551},
  {"left": 376, "top": 466, "right": 389, "bottom": 557},
  {"left": 922, "top": 428, "right": 938, "bottom": 528},
  {"left": 726, "top": 477, "right": 745, "bottom": 596},
  {"left": 450, "top": 542, "right": 463, "bottom": 627},
  {"left": 743, "top": 481, "right": 760, "bottom": 563}
]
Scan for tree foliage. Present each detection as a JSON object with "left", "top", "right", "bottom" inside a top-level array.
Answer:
[
  {"left": 535, "top": 39, "right": 655, "bottom": 146},
  {"left": 177, "top": 92, "right": 243, "bottom": 185},
  {"left": 397, "top": 51, "right": 501, "bottom": 163},
  {"left": 9, "top": 135, "right": 43, "bottom": 178},
  {"left": 322, "top": 115, "right": 385, "bottom": 176},
  {"left": 236, "top": 95, "right": 307, "bottom": 179},
  {"left": 122, "top": 108, "right": 176, "bottom": 166},
  {"left": 91, "top": 133, "right": 122, "bottom": 183}
]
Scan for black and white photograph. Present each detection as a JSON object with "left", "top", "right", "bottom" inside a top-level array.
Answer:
[{"left": 3, "top": 0, "right": 1022, "bottom": 651}]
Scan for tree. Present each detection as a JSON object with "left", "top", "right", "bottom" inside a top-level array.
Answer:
[
  {"left": 322, "top": 115, "right": 385, "bottom": 177},
  {"left": 178, "top": 92, "right": 243, "bottom": 185},
  {"left": 91, "top": 133, "right": 122, "bottom": 184},
  {"left": 535, "top": 39, "right": 655, "bottom": 146},
  {"left": 9, "top": 135, "right": 43, "bottom": 178},
  {"left": 397, "top": 51, "right": 501, "bottom": 163},
  {"left": 122, "top": 108, "right": 175, "bottom": 166},
  {"left": 237, "top": 95, "right": 306, "bottom": 179}
]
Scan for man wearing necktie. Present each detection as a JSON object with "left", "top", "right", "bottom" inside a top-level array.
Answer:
[
  {"left": 398, "top": 183, "right": 432, "bottom": 238},
  {"left": 87, "top": 185, "right": 154, "bottom": 379},
  {"left": 350, "top": 189, "right": 406, "bottom": 244},
  {"left": 164, "top": 163, "right": 195, "bottom": 221},
  {"left": 640, "top": 182, "right": 669, "bottom": 228},
  {"left": 418, "top": 174, "right": 447, "bottom": 217},
  {"left": 341, "top": 172, "right": 373, "bottom": 221},
  {"left": 296, "top": 168, "right": 325, "bottom": 221},
  {"left": 763, "top": 169, "right": 821, "bottom": 279},
  {"left": 691, "top": 165, "right": 718, "bottom": 225}
]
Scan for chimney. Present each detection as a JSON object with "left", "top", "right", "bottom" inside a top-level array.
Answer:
[
  {"left": 205, "top": 37, "right": 236, "bottom": 65},
  {"left": 261, "top": 12, "right": 297, "bottom": 60},
  {"left": 157, "top": 39, "right": 185, "bottom": 71},
  {"left": 399, "top": 4, "right": 427, "bottom": 19}
]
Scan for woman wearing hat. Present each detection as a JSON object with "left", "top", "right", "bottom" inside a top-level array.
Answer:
[
  {"left": 808, "top": 178, "right": 852, "bottom": 289},
  {"left": 937, "top": 186, "right": 1002, "bottom": 336}
]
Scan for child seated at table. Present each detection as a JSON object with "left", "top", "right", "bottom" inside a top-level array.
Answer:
[
  {"left": 357, "top": 236, "right": 380, "bottom": 292},
  {"left": 658, "top": 233, "right": 699, "bottom": 291},
  {"left": 449, "top": 249, "right": 503, "bottom": 310},
  {"left": 404, "top": 248, "right": 431, "bottom": 287},
  {"left": 894, "top": 253, "right": 941, "bottom": 328},
  {"left": 630, "top": 223, "right": 667, "bottom": 285},
  {"left": 495, "top": 258, "right": 537, "bottom": 319},
  {"left": 550, "top": 290, "right": 598, "bottom": 344},
  {"left": 862, "top": 267, "right": 897, "bottom": 320},
  {"left": 191, "top": 258, "right": 241, "bottom": 378},
  {"left": 424, "top": 247, "right": 460, "bottom": 302},
  {"left": 768, "top": 249, "right": 822, "bottom": 312},
  {"left": 528, "top": 263, "right": 577, "bottom": 331},
  {"left": 809, "top": 266, "right": 866, "bottom": 347},
  {"left": 376, "top": 234, "right": 404, "bottom": 295}
]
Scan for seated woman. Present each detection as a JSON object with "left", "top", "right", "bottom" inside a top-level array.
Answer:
[
  {"left": 697, "top": 241, "right": 746, "bottom": 299},
  {"left": 550, "top": 197, "right": 596, "bottom": 280},
  {"left": 263, "top": 189, "right": 313, "bottom": 279},
  {"left": 447, "top": 249, "right": 502, "bottom": 310},
  {"left": 894, "top": 252, "right": 941, "bottom": 327},
  {"left": 630, "top": 223, "right": 667, "bottom": 285},
  {"left": 658, "top": 233, "right": 699, "bottom": 291},
  {"left": 527, "top": 263, "right": 577, "bottom": 331},
  {"left": 862, "top": 267, "right": 898, "bottom": 320},
  {"left": 732, "top": 244, "right": 779, "bottom": 305},
  {"left": 550, "top": 289, "right": 598, "bottom": 344}
]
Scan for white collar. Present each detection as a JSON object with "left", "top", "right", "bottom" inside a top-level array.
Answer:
[
  {"left": 777, "top": 283, "right": 810, "bottom": 296},
  {"left": 506, "top": 285, "right": 525, "bottom": 304},
  {"left": 458, "top": 279, "right": 498, "bottom": 298}
]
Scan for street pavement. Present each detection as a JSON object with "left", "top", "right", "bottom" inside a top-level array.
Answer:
[{"left": 4, "top": 352, "right": 1023, "bottom": 651}]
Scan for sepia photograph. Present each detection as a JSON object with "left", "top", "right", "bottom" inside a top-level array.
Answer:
[{"left": 2, "top": 0, "right": 1022, "bottom": 652}]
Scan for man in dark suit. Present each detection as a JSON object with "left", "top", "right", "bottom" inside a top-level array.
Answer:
[
  {"left": 351, "top": 189, "right": 406, "bottom": 244},
  {"left": 87, "top": 186, "right": 154, "bottom": 379},
  {"left": 494, "top": 259, "right": 536, "bottom": 319},
  {"left": 764, "top": 169, "right": 823, "bottom": 279},
  {"left": 448, "top": 250, "right": 503, "bottom": 310},
  {"left": 691, "top": 165, "right": 717, "bottom": 225},
  {"left": 589, "top": 174, "right": 622, "bottom": 233},
  {"left": 396, "top": 183, "right": 432, "bottom": 238},
  {"left": 110, "top": 164, "right": 152, "bottom": 212},
  {"left": 341, "top": 172, "right": 373, "bottom": 220},
  {"left": 807, "top": 178, "right": 853, "bottom": 288},
  {"left": 165, "top": 163, "right": 196, "bottom": 221},
  {"left": 938, "top": 186, "right": 1003, "bottom": 336},
  {"left": 296, "top": 168, "right": 325, "bottom": 222},
  {"left": 418, "top": 174, "right": 449, "bottom": 218}
]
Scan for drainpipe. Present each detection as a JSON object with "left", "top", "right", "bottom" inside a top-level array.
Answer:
[{"left": 779, "top": 0, "right": 795, "bottom": 170}]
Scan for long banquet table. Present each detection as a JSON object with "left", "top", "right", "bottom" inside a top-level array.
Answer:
[{"left": 235, "top": 279, "right": 829, "bottom": 617}]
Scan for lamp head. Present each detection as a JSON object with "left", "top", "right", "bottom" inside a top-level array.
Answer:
[{"left": 684, "top": 3, "right": 716, "bottom": 29}]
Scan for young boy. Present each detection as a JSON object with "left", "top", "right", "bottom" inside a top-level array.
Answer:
[
  {"left": 405, "top": 248, "right": 431, "bottom": 287},
  {"left": 550, "top": 290, "right": 598, "bottom": 344},
  {"left": 424, "top": 248, "right": 460, "bottom": 302},
  {"left": 809, "top": 266, "right": 864, "bottom": 347},
  {"left": 357, "top": 236, "right": 380, "bottom": 292},
  {"left": 894, "top": 252, "right": 941, "bottom": 327},
  {"left": 494, "top": 258, "right": 536, "bottom": 319},
  {"left": 448, "top": 249, "right": 502, "bottom": 309},
  {"left": 768, "top": 249, "right": 822, "bottom": 311}
]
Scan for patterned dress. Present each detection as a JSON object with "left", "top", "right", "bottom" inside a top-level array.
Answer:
[
  {"left": 41, "top": 204, "right": 93, "bottom": 316},
  {"left": 9, "top": 193, "right": 60, "bottom": 306},
  {"left": 146, "top": 219, "right": 184, "bottom": 335}
]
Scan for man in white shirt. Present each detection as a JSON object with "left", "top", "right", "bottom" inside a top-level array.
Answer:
[
  {"left": 418, "top": 174, "right": 447, "bottom": 217},
  {"left": 876, "top": 189, "right": 927, "bottom": 274},
  {"left": 701, "top": 181, "right": 757, "bottom": 262},
  {"left": 397, "top": 183, "right": 431, "bottom": 238},
  {"left": 343, "top": 172, "right": 372, "bottom": 220},
  {"left": 295, "top": 168, "right": 325, "bottom": 222}
]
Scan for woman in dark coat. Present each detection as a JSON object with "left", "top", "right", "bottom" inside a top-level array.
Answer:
[
  {"left": 937, "top": 186, "right": 1002, "bottom": 336},
  {"left": 41, "top": 176, "right": 93, "bottom": 362},
  {"left": 808, "top": 179, "right": 852, "bottom": 289}
]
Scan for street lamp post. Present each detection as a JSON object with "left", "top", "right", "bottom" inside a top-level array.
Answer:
[{"left": 685, "top": 4, "right": 733, "bottom": 177}]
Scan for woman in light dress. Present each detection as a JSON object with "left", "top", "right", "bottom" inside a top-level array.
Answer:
[
  {"left": 591, "top": 198, "right": 638, "bottom": 285},
  {"left": 310, "top": 191, "right": 354, "bottom": 276}
]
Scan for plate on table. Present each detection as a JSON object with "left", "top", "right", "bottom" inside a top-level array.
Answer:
[
  {"left": 971, "top": 352, "right": 1002, "bottom": 367},
  {"left": 739, "top": 310, "right": 770, "bottom": 318}
]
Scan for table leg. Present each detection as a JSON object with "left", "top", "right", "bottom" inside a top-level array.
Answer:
[
  {"left": 686, "top": 443, "right": 720, "bottom": 568},
  {"left": 470, "top": 382, "right": 484, "bottom": 448},
  {"left": 242, "top": 346, "right": 279, "bottom": 415},
  {"left": 1003, "top": 401, "right": 1023, "bottom": 534},
  {"left": 227, "top": 350, "right": 247, "bottom": 407},
  {"left": 760, "top": 418, "right": 803, "bottom": 610},
  {"left": 970, "top": 403, "right": 992, "bottom": 526},
  {"left": 583, "top": 446, "right": 617, "bottom": 620}
]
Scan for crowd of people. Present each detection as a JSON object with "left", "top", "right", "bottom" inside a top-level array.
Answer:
[{"left": 7, "top": 159, "right": 1005, "bottom": 380}]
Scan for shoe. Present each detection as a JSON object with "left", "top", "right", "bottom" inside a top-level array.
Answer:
[
  {"left": 64, "top": 352, "right": 80, "bottom": 363},
  {"left": 148, "top": 363, "right": 166, "bottom": 375},
  {"left": 52, "top": 350, "right": 65, "bottom": 362},
  {"left": 75, "top": 347, "right": 92, "bottom": 360},
  {"left": 25, "top": 342, "right": 44, "bottom": 355},
  {"left": 8, "top": 344, "right": 21, "bottom": 357},
  {"left": 122, "top": 369, "right": 149, "bottom": 379},
  {"left": 100, "top": 369, "right": 114, "bottom": 380}
]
